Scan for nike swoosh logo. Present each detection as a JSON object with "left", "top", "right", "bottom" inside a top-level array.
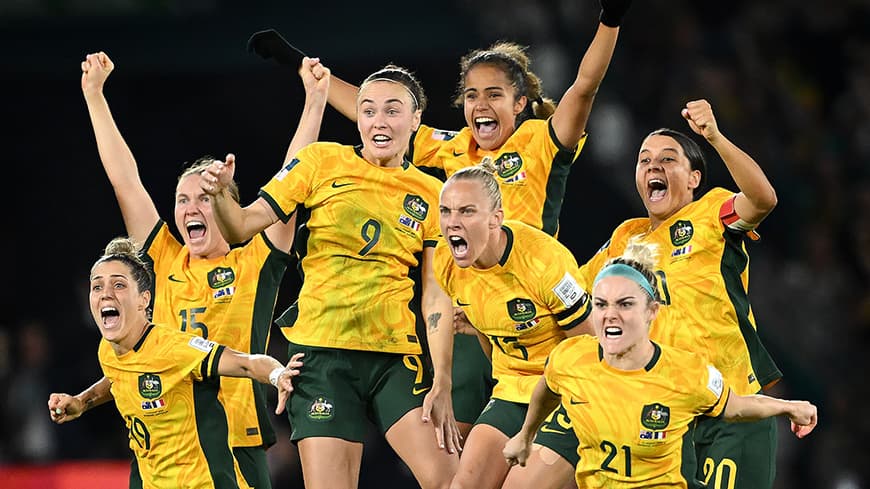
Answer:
[
  {"left": 457, "top": 300, "right": 471, "bottom": 306},
  {"left": 168, "top": 274, "right": 185, "bottom": 283},
  {"left": 412, "top": 386, "right": 431, "bottom": 395},
  {"left": 539, "top": 426, "right": 567, "bottom": 435},
  {"left": 452, "top": 150, "right": 465, "bottom": 157},
  {"left": 569, "top": 399, "right": 589, "bottom": 405},
  {"left": 331, "top": 181, "right": 354, "bottom": 188}
]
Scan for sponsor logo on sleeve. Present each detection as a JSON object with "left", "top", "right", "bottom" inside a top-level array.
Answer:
[
  {"left": 707, "top": 365, "right": 724, "bottom": 397},
  {"left": 553, "top": 273, "right": 585, "bottom": 308},
  {"left": 275, "top": 157, "right": 300, "bottom": 181},
  {"left": 188, "top": 336, "right": 216, "bottom": 353}
]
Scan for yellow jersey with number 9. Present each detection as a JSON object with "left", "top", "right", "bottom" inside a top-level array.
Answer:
[{"left": 261, "top": 142, "right": 442, "bottom": 354}]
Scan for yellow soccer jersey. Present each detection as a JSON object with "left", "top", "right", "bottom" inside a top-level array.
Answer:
[
  {"left": 98, "top": 325, "right": 250, "bottom": 489},
  {"left": 577, "top": 187, "right": 781, "bottom": 396},
  {"left": 545, "top": 335, "right": 730, "bottom": 488},
  {"left": 143, "top": 221, "right": 291, "bottom": 448},
  {"left": 261, "top": 142, "right": 442, "bottom": 354},
  {"left": 434, "top": 220, "right": 591, "bottom": 403},
  {"left": 412, "top": 119, "right": 585, "bottom": 235}
]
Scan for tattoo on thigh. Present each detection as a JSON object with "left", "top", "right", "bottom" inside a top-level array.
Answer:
[{"left": 427, "top": 312, "right": 441, "bottom": 332}]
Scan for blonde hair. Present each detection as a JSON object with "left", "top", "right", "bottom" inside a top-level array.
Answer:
[
  {"left": 604, "top": 236, "right": 661, "bottom": 303},
  {"left": 444, "top": 157, "right": 502, "bottom": 211}
]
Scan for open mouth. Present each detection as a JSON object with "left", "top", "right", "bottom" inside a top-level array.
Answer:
[
  {"left": 186, "top": 220, "right": 206, "bottom": 240},
  {"left": 101, "top": 306, "right": 120, "bottom": 328},
  {"left": 647, "top": 178, "right": 667, "bottom": 202},
  {"left": 448, "top": 235, "right": 469, "bottom": 259},
  {"left": 604, "top": 326, "right": 623, "bottom": 338},
  {"left": 474, "top": 117, "right": 498, "bottom": 137},
  {"left": 372, "top": 134, "right": 392, "bottom": 148}
]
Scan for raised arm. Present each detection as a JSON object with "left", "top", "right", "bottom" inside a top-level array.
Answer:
[
  {"left": 722, "top": 392, "right": 817, "bottom": 439},
  {"left": 263, "top": 57, "right": 331, "bottom": 251},
  {"left": 326, "top": 71, "right": 359, "bottom": 122},
  {"left": 420, "top": 247, "right": 461, "bottom": 454},
  {"left": 81, "top": 52, "right": 159, "bottom": 244},
  {"left": 682, "top": 99, "right": 778, "bottom": 224},
  {"left": 503, "top": 376, "right": 562, "bottom": 467},
  {"left": 201, "top": 154, "right": 280, "bottom": 245},
  {"left": 550, "top": 0, "right": 630, "bottom": 150},
  {"left": 48, "top": 376, "right": 113, "bottom": 424},
  {"left": 217, "top": 349, "right": 305, "bottom": 414}
]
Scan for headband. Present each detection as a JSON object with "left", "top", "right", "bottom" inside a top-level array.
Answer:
[
  {"left": 361, "top": 77, "right": 419, "bottom": 110},
  {"left": 593, "top": 263, "right": 655, "bottom": 299}
]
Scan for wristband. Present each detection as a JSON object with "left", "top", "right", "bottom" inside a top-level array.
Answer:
[{"left": 269, "top": 367, "right": 284, "bottom": 387}]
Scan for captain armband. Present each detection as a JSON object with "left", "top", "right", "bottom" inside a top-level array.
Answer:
[{"left": 719, "top": 196, "right": 760, "bottom": 240}]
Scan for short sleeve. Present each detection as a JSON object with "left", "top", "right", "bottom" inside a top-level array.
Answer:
[
  {"left": 411, "top": 124, "right": 452, "bottom": 170},
  {"left": 699, "top": 363, "right": 730, "bottom": 418},
  {"left": 260, "top": 144, "right": 319, "bottom": 223},
  {"left": 538, "top": 241, "right": 591, "bottom": 330}
]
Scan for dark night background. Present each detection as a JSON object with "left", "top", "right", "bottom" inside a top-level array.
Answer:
[{"left": 2, "top": 1, "right": 868, "bottom": 487}]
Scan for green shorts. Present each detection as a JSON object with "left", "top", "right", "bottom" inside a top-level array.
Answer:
[
  {"left": 476, "top": 398, "right": 579, "bottom": 466},
  {"left": 694, "top": 415, "right": 777, "bottom": 489},
  {"left": 232, "top": 446, "right": 271, "bottom": 489},
  {"left": 286, "top": 341, "right": 431, "bottom": 443},
  {"left": 452, "top": 333, "right": 495, "bottom": 424}
]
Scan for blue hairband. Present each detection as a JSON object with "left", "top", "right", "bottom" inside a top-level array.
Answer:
[{"left": 593, "top": 263, "right": 655, "bottom": 299}]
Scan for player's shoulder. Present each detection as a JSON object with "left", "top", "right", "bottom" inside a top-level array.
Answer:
[{"left": 550, "top": 335, "right": 598, "bottom": 367}]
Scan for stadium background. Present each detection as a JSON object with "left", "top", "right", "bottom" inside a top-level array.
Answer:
[{"left": 2, "top": 1, "right": 867, "bottom": 487}]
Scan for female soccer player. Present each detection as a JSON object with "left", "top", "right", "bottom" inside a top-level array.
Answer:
[
  {"left": 435, "top": 162, "right": 591, "bottom": 489},
  {"left": 45, "top": 51, "right": 328, "bottom": 488},
  {"left": 322, "top": 0, "right": 632, "bottom": 453},
  {"left": 200, "top": 65, "right": 460, "bottom": 489},
  {"left": 576, "top": 99, "right": 786, "bottom": 488},
  {"left": 504, "top": 241, "right": 817, "bottom": 488},
  {"left": 54, "top": 237, "right": 304, "bottom": 489}
]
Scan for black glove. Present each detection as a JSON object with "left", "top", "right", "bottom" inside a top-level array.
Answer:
[
  {"left": 246, "top": 29, "right": 308, "bottom": 68},
  {"left": 599, "top": 0, "right": 632, "bottom": 27}
]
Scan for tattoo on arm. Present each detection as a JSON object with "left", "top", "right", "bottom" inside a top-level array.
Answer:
[{"left": 427, "top": 312, "right": 442, "bottom": 333}]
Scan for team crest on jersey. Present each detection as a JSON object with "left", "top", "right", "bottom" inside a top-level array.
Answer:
[
  {"left": 641, "top": 403, "right": 671, "bottom": 430},
  {"left": 507, "top": 298, "right": 537, "bottom": 322},
  {"left": 403, "top": 194, "right": 430, "bottom": 221},
  {"left": 308, "top": 396, "right": 334, "bottom": 421},
  {"left": 669, "top": 220, "right": 694, "bottom": 246},
  {"left": 207, "top": 267, "right": 235, "bottom": 289},
  {"left": 495, "top": 152, "right": 523, "bottom": 179},
  {"left": 138, "top": 374, "right": 162, "bottom": 400},
  {"left": 431, "top": 129, "right": 458, "bottom": 141}
]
